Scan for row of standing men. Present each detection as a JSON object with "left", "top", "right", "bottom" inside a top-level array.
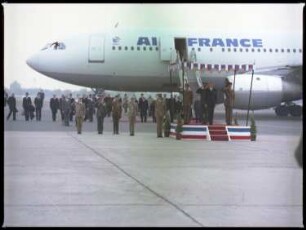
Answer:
[{"left": 6, "top": 81, "right": 234, "bottom": 135}]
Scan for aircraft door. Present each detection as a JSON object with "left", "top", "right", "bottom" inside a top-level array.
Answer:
[
  {"left": 89, "top": 35, "right": 105, "bottom": 62},
  {"left": 160, "top": 36, "right": 175, "bottom": 61}
]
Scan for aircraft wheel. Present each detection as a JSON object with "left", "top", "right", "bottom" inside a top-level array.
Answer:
[
  {"left": 275, "top": 105, "right": 289, "bottom": 116},
  {"left": 289, "top": 105, "right": 302, "bottom": 117}
]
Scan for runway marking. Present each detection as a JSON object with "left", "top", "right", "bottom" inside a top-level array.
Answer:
[{"left": 68, "top": 132, "right": 204, "bottom": 227}]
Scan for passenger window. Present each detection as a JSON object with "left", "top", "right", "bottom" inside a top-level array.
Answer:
[
  {"left": 149, "top": 47, "right": 153, "bottom": 51},
  {"left": 112, "top": 46, "right": 116, "bottom": 50},
  {"left": 137, "top": 47, "right": 140, "bottom": 51},
  {"left": 210, "top": 48, "right": 213, "bottom": 52},
  {"left": 143, "top": 47, "right": 146, "bottom": 51},
  {"left": 228, "top": 48, "right": 231, "bottom": 52},
  {"left": 275, "top": 49, "right": 278, "bottom": 53},
  {"left": 269, "top": 49, "right": 273, "bottom": 52},
  {"left": 118, "top": 46, "right": 122, "bottom": 51},
  {"left": 198, "top": 48, "right": 201, "bottom": 52},
  {"left": 222, "top": 48, "right": 225, "bottom": 52},
  {"left": 251, "top": 48, "right": 254, "bottom": 52},
  {"left": 299, "top": 49, "right": 302, "bottom": 53},
  {"left": 233, "top": 48, "right": 237, "bottom": 52},
  {"left": 287, "top": 49, "right": 290, "bottom": 53},
  {"left": 245, "top": 49, "right": 249, "bottom": 52},
  {"left": 156, "top": 47, "right": 159, "bottom": 51},
  {"left": 293, "top": 49, "right": 296, "bottom": 53},
  {"left": 131, "top": 46, "right": 134, "bottom": 51},
  {"left": 281, "top": 49, "right": 284, "bottom": 53},
  {"left": 239, "top": 48, "right": 243, "bottom": 52},
  {"left": 257, "top": 48, "right": 261, "bottom": 52},
  {"left": 125, "top": 46, "right": 128, "bottom": 50},
  {"left": 263, "top": 49, "right": 266, "bottom": 52}
]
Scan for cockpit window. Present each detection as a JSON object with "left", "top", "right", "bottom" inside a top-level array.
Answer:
[{"left": 41, "top": 42, "right": 66, "bottom": 50}]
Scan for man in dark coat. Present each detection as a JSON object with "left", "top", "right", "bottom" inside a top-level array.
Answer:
[
  {"left": 196, "top": 82, "right": 208, "bottom": 124},
  {"left": 138, "top": 93, "right": 148, "bottom": 122},
  {"left": 206, "top": 82, "right": 218, "bottom": 125},
  {"left": 34, "top": 92, "right": 43, "bottom": 121},
  {"left": 23, "top": 92, "right": 33, "bottom": 121},
  {"left": 7, "top": 93, "right": 17, "bottom": 121},
  {"left": 50, "top": 94, "right": 59, "bottom": 121}
]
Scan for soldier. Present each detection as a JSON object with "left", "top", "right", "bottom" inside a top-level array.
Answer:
[
  {"left": 50, "top": 94, "right": 59, "bottom": 121},
  {"left": 96, "top": 96, "right": 107, "bottom": 134},
  {"left": 112, "top": 95, "right": 122, "bottom": 135},
  {"left": 223, "top": 80, "right": 235, "bottom": 125},
  {"left": 155, "top": 93, "right": 166, "bottom": 138},
  {"left": 196, "top": 82, "right": 208, "bottom": 124},
  {"left": 74, "top": 97, "right": 86, "bottom": 134},
  {"left": 7, "top": 93, "right": 17, "bottom": 121},
  {"left": 34, "top": 92, "right": 43, "bottom": 121},
  {"left": 183, "top": 83, "right": 193, "bottom": 124},
  {"left": 128, "top": 96, "right": 138, "bottom": 136},
  {"left": 206, "top": 82, "right": 218, "bottom": 125},
  {"left": 22, "top": 92, "right": 32, "bottom": 121}
]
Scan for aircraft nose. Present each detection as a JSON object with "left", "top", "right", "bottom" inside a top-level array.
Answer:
[{"left": 26, "top": 54, "right": 40, "bottom": 71}]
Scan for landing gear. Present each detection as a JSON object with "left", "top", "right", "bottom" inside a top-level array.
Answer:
[{"left": 275, "top": 103, "right": 302, "bottom": 117}]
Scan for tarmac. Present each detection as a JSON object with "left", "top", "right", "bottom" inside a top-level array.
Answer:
[{"left": 3, "top": 103, "right": 304, "bottom": 227}]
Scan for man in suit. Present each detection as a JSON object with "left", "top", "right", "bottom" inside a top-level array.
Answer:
[
  {"left": 50, "top": 94, "right": 59, "bottom": 121},
  {"left": 7, "top": 93, "right": 17, "bottom": 121},
  {"left": 23, "top": 92, "right": 32, "bottom": 121},
  {"left": 206, "top": 82, "right": 218, "bottom": 125}
]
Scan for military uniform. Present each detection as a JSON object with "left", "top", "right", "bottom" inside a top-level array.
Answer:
[
  {"left": 96, "top": 99, "right": 107, "bottom": 134},
  {"left": 75, "top": 100, "right": 86, "bottom": 134},
  {"left": 112, "top": 98, "right": 122, "bottom": 134},
  {"left": 155, "top": 95, "right": 166, "bottom": 137},
  {"left": 223, "top": 84, "right": 235, "bottom": 125},
  {"left": 128, "top": 98, "right": 138, "bottom": 136}
]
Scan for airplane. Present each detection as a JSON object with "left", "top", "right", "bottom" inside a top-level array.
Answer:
[{"left": 26, "top": 28, "right": 303, "bottom": 117}]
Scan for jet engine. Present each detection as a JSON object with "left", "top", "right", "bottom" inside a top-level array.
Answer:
[{"left": 226, "top": 74, "right": 302, "bottom": 116}]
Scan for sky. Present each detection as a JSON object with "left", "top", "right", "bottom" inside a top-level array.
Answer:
[{"left": 3, "top": 3, "right": 304, "bottom": 91}]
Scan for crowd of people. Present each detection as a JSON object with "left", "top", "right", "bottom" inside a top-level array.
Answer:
[{"left": 4, "top": 79, "right": 235, "bottom": 137}]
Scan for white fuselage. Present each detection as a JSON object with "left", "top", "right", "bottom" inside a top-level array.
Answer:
[{"left": 26, "top": 28, "right": 302, "bottom": 109}]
